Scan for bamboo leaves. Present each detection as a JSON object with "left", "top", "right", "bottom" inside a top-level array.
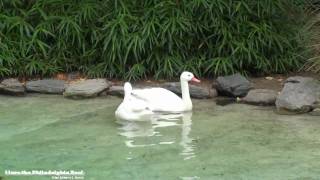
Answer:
[{"left": 0, "top": 0, "right": 306, "bottom": 79}]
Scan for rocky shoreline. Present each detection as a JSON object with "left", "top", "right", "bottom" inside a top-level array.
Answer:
[{"left": 0, "top": 73, "right": 319, "bottom": 115}]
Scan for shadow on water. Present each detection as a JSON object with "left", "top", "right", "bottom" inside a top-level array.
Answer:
[
  {"left": 116, "top": 112, "right": 196, "bottom": 160},
  {"left": 215, "top": 97, "right": 237, "bottom": 106}
]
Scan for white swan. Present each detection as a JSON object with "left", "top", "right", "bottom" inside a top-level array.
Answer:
[
  {"left": 115, "top": 82, "right": 153, "bottom": 121},
  {"left": 131, "top": 71, "right": 200, "bottom": 112}
]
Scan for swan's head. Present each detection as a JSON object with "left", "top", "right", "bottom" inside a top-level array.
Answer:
[
  {"left": 180, "top": 71, "right": 201, "bottom": 83},
  {"left": 123, "top": 82, "right": 132, "bottom": 96}
]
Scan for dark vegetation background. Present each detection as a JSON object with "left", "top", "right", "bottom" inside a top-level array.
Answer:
[{"left": 0, "top": 0, "right": 315, "bottom": 80}]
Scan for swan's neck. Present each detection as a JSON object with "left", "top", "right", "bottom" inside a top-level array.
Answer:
[
  {"left": 181, "top": 80, "right": 192, "bottom": 110},
  {"left": 124, "top": 90, "right": 131, "bottom": 102}
]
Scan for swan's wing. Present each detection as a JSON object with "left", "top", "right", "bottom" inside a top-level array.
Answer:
[
  {"left": 126, "top": 95, "right": 152, "bottom": 112},
  {"left": 131, "top": 88, "right": 184, "bottom": 112},
  {"left": 132, "top": 88, "right": 181, "bottom": 101},
  {"left": 130, "top": 100, "right": 150, "bottom": 112},
  {"left": 115, "top": 96, "right": 153, "bottom": 121}
]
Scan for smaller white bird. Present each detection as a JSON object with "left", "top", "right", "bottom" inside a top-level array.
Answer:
[{"left": 115, "top": 82, "right": 153, "bottom": 121}]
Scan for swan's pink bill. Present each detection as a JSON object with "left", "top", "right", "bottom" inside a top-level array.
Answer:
[{"left": 191, "top": 77, "right": 201, "bottom": 83}]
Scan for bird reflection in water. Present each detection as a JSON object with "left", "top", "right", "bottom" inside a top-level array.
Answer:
[{"left": 116, "top": 112, "right": 195, "bottom": 160}]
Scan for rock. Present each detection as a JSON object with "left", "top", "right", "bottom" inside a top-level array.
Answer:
[
  {"left": 64, "top": 79, "right": 111, "bottom": 99},
  {"left": 161, "top": 82, "right": 217, "bottom": 99},
  {"left": 276, "top": 76, "right": 320, "bottom": 114},
  {"left": 107, "top": 86, "right": 124, "bottom": 97},
  {"left": 242, "top": 89, "right": 278, "bottom": 105},
  {"left": 0, "top": 78, "right": 25, "bottom": 96},
  {"left": 26, "top": 79, "right": 66, "bottom": 94},
  {"left": 285, "top": 76, "right": 314, "bottom": 84},
  {"left": 310, "top": 108, "right": 320, "bottom": 116},
  {"left": 209, "top": 88, "right": 218, "bottom": 98},
  {"left": 215, "top": 73, "right": 253, "bottom": 97}
]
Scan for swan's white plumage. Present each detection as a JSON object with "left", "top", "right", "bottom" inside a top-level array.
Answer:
[
  {"left": 131, "top": 88, "right": 185, "bottom": 112},
  {"left": 115, "top": 83, "right": 153, "bottom": 121},
  {"left": 115, "top": 71, "right": 200, "bottom": 120},
  {"left": 129, "top": 71, "right": 200, "bottom": 112}
]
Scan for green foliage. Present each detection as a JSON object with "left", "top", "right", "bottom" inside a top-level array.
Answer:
[
  {"left": 303, "top": 1, "right": 320, "bottom": 73},
  {"left": 0, "top": 0, "right": 306, "bottom": 79}
]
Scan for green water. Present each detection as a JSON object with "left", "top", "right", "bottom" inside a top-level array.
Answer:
[{"left": 1, "top": 94, "right": 320, "bottom": 180}]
